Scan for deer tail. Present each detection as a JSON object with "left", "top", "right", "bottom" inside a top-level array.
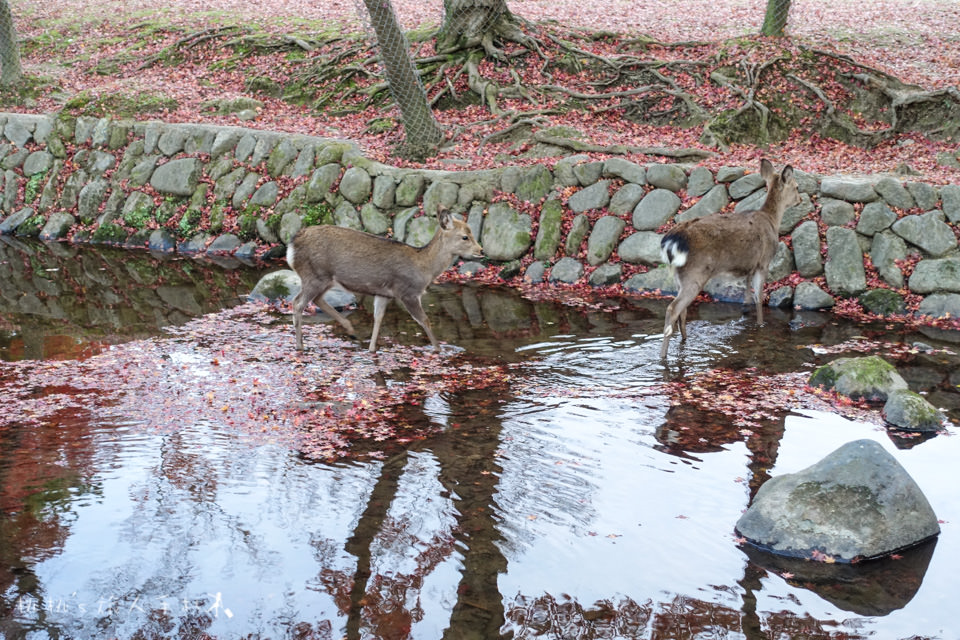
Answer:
[{"left": 660, "top": 230, "right": 689, "bottom": 268}]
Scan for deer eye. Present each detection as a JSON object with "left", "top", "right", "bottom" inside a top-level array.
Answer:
[{"left": 462, "top": 235, "right": 468, "bottom": 240}]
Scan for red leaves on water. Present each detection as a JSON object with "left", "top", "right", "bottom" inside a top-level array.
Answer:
[{"left": 0, "top": 303, "right": 512, "bottom": 463}]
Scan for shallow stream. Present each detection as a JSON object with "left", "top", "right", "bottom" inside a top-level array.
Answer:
[{"left": 0, "top": 239, "right": 957, "bottom": 639}]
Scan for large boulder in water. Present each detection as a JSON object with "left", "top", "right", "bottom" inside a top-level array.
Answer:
[
  {"left": 735, "top": 439, "right": 940, "bottom": 562},
  {"left": 808, "top": 355, "right": 907, "bottom": 402}
]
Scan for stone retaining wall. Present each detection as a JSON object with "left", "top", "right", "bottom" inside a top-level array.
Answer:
[{"left": 2, "top": 111, "right": 960, "bottom": 318}]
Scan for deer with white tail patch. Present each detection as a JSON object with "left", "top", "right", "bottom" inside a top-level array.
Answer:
[
  {"left": 287, "top": 209, "right": 483, "bottom": 353},
  {"left": 659, "top": 159, "right": 801, "bottom": 359}
]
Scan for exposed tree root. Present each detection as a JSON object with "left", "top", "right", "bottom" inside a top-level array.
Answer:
[
  {"left": 96, "top": 21, "right": 960, "bottom": 158},
  {"left": 531, "top": 132, "right": 715, "bottom": 160}
]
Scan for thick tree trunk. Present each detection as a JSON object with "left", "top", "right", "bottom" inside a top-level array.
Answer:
[
  {"left": 362, "top": 0, "right": 444, "bottom": 158},
  {"left": 437, "top": 0, "right": 516, "bottom": 54},
  {"left": 761, "top": 0, "right": 791, "bottom": 37},
  {"left": 0, "top": 0, "right": 22, "bottom": 86}
]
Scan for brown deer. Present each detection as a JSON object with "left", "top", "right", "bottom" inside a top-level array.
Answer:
[
  {"left": 659, "top": 159, "right": 801, "bottom": 359},
  {"left": 286, "top": 209, "right": 483, "bottom": 352}
]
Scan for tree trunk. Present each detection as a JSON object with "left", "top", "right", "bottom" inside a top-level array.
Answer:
[
  {"left": 437, "top": 0, "right": 517, "bottom": 54},
  {"left": 761, "top": 0, "right": 791, "bottom": 37},
  {"left": 0, "top": 0, "right": 22, "bottom": 86},
  {"left": 361, "top": 0, "right": 444, "bottom": 158}
]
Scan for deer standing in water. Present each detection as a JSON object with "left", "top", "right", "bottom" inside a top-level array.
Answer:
[
  {"left": 659, "top": 159, "right": 801, "bottom": 359},
  {"left": 286, "top": 209, "right": 483, "bottom": 352}
]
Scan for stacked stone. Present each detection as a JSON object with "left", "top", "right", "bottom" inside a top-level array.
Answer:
[{"left": 1, "top": 112, "right": 960, "bottom": 320}]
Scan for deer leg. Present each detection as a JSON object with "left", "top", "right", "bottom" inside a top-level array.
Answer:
[
  {"left": 292, "top": 278, "right": 329, "bottom": 351},
  {"left": 398, "top": 296, "right": 439, "bottom": 351},
  {"left": 661, "top": 282, "right": 702, "bottom": 359},
  {"left": 368, "top": 295, "right": 391, "bottom": 353},
  {"left": 315, "top": 294, "right": 358, "bottom": 339},
  {"left": 750, "top": 270, "right": 766, "bottom": 324}
]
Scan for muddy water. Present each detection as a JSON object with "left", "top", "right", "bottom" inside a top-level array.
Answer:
[{"left": 0, "top": 240, "right": 958, "bottom": 639}]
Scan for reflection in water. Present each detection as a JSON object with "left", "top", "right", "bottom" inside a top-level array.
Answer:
[{"left": 0, "top": 242, "right": 958, "bottom": 638}]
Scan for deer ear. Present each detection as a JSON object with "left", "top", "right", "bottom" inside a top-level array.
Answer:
[
  {"left": 437, "top": 208, "right": 453, "bottom": 229},
  {"left": 781, "top": 165, "right": 794, "bottom": 182},
  {"left": 760, "top": 158, "right": 774, "bottom": 180}
]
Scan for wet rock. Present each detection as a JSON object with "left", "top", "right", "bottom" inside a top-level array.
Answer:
[
  {"left": 589, "top": 263, "right": 622, "bottom": 286},
  {"left": 883, "top": 390, "right": 943, "bottom": 432},
  {"left": 603, "top": 157, "right": 646, "bottom": 184},
  {"left": 623, "top": 264, "right": 677, "bottom": 295},
  {"left": 534, "top": 198, "right": 563, "bottom": 261},
  {"left": 0, "top": 207, "right": 33, "bottom": 235},
  {"left": 549, "top": 257, "right": 583, "bottom": 283},
  {"left": 39, "top": 212, "right": 75, "bottom": 241},
  {"left": 338, "top": 166, "right": 372, "bottom": 204},
  {"left": 874, "top": 177, "right": 915, "bottom": 210},
  {"left": 250, "top": 270, "right": 300, "bottom": 303},
  {"left": 645, "top": 163, "right": 686, "bottom": 192},
  {"left": 908, "top": 257, "right": 960, "bottom": 294},
  {"left": 568, "top": 179, "right": 611, "bottom": 213},
  {"left": 916, "top": 292, "right": 960, "bottom": 319},
  {"left": 150, "top": 157, "right": 201, "bottom": 197},
  {"left": 791, "top": 220, "right": 823, "bottom": 277},
  {"left": 524, "top": 260, "right": 546, "bottom": 283},
  {"left": 676, "top": 184, "right": 728, "bottom": 223},
  {"left": 825, "top": 227, "right": 866, "bottom": 296},
  {"left": 148, "top": 228, "right": 177, "bottom": 252},
  {"left": 176, "top": 232, "right": 211, "bottom": 254},
  {"left": 207, "top": 233, "right": 242, "bottom": 254},
  {"left": 767, "top": 241, "right": 795, "bottom": 282},
  {"left": 618, "top": 231, "right": 663, "bottom": 265},
  {"left": 819, "top": 177, "right": 878, "bottom": 203},
  {"left": 736, "top": 439, "right": 940, "bottom": 561},
  {"left": 809, "top": 355, "right": 907, "bottom": 402},
  {"left": 481, "top": 202, "right": 532, "bottom": 261},
  {"left": 633, "top": 188, "right": 681, "bottom": 229},
  {"left": 586, "top": 215, "right": 625, "bottom": 266},
  {"left": 768, "top": 285, "right": 794, "bottom": 308},
  {"left": 892, "top": 211, "right": 957, "bottom": 257},
  {"left": 859, "top": 288, "right": 906, "bottom": 315},
  {"left": 793, "top": 281, "right": 834, "bottom": 309}
]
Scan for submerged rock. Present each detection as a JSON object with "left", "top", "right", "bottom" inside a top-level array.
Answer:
[
  {"left": 883, "top": 389, "right": 943, "bottom": 432},
  {"left": 736, "top": 439, "right": 940, "bottom": 562}
]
